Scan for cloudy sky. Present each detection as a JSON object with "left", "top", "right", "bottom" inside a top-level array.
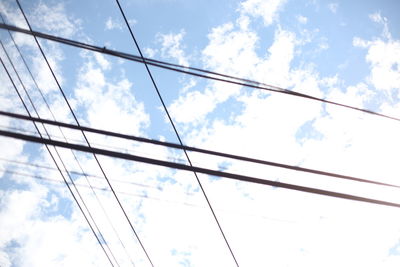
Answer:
[{"left": 1, "top": 0, "right": 400, "bottom": 266}]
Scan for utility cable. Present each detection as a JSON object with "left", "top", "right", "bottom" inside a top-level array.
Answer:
[
  {"left": 14, "top": 2, "right": 149, "bottom": 265},
  {"left": 0, "top": 14, "right": 135, "bottom": 266},
  {"left": 0, "top": 157, "right": 161, "bottom": 190},
  {"left": 114, "top": 1, "right": 240, "bottom": 266},
  {"left": 1, "top": 109, "right": 399, "bottom": 190},
  {"left": 0, "top": 56, "right": 116, "bottom": 266},
  {"left": 2, "top": 128, "right": 400, "bottom": 210},
  {"left": 1, "top": 169, "right": 158, "bottom": 199},
  {"left": 1, "top": 40, "right": 123, "bottom": 266},
  {"left": 0, "top": 23, "right": 399, "bottom": 123}
]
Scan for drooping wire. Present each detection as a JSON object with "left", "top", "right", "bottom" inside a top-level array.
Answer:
[
  {"left": 0, "top": 55, "right": 116, "bottom": 266},
  {"left": 0, "top": 38, "right": 125, "bottom": 266},
  {"left": 0, "top": 13, "right": 136, "bottom": 266},
  {"left": 0, "top": 169, "right": 165, "bottom": 199},
  {"left": 2, "top": 128, "right": 400, "bottom": 210},
  {"left": 14, "top": 1, "right": 150, "bottom": 265},
  {"left": 0, "top": 22, "right": 399, "bottom": 123},
  {"left": 114, "top": 1, "right": 240, "bottom": 266},
  {"left": 2, "top": 110, "right": 399, "bottom": 192},
  {"left": 0, "top": 157, "right": 162, "bottom": 190}
]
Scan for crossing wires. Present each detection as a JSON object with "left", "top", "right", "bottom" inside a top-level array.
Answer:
[
  {"left": 14, "top": 0, "right": 152, "bottom": 265},
  {"left": 0, "top": 13, "right": 136, "bottom": 266},
  {"left": 0, "top": 23, "right": 399, "bottom": 123},
  {"left": 114, "top": 0, "right": 241, "bottom": 266}
]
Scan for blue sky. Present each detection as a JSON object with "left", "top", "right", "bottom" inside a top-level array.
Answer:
[{"left": 1, "top": 0, "right": 400, "bottom": 266}]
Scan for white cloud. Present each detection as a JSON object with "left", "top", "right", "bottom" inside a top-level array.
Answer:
[
  {"left": 0, "top": 1, "right": 26, "bottom": 28},
  {"left": 169, "top": 18, "right": 297, "bottom": 128},
  {"left": 74, "top": 55, "right": 150, "bottom": 136},
  {"left": 328, "top": 3, "right": 339, "bottom": 14},
  {"left": 3, "top": 1, "right": 400, "bottom": 266},
  {"left": 369, "top": 12, "right": 391, "bottom": 39},
  {"left": 202, "top": 21, "right": 259, "bottom": 78},
  {"left": 105, "top": 17, "right": 123, "bottom": 31},
  {"left": 369, "top": 12, "right": 384, "bottom": 23},
  {"left": 366, "top": 40, "right": 400, "bottom": 93},
  {"left": 157, "top": 30, "right": 189, "bottom": 66},
  {"left": 168, "top": 89, "right": 218, "bottom": 124},
  {"left": 93, "top": 53, "right": 111, "bottom": 70},
  {"left": 297, "top": 15, "right": 308, "bottom": 24},
  {"left": 353, "top": 21, "right": 400, "bottom": 93},
  {"left": 0, "top": 250, "right": 11, "bottom": 267},
  {"left": 31, "top": 2, "right": 80, "bottom": 37},
  {"left": 143, "top": 47, "right": 157, "bottom": 58},
  {"left": 353, "top": 36, "right": 370, "bottom": 48},
  {"left": 166, "top": 4, "right": 400, "bottom": 265},
  {"left": 240, "top": 0, "right": 287, "bottom": 26}
]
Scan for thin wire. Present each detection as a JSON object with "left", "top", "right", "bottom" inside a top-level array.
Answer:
[
  {"left": 0, "top": 56, "right": 116, "bottom": 266},
  {"left": 0, "top": 14, "right": 135, "bottom": 266},
  {"left": 14, "top": 2, "right": 149, "bottom": 265},
  {"left": 114, "top": 1, "right": 240, "bottom": 266},
  {"left": 2, "top": 110, "right": 399, "bottom": 190},
  {"left": 3, "top": 128, "right": 400, "bottom": 210},
  {"left": 0, "top": 157, "right": 162, "bottom": 190},
  {"left": 0, "top": 23, "right": 399, "bottom": 123},
  {"left": 1, "top": 168, "right": 301, "bottom": 224},
  {"left": 1, "top": 39, "right": 123, "bottom": 266},
  {"left": 0, "top": 169, "right": 230, "bottom": 210},
  {"left": 1, "top": 169, "right": 159, "bottom": 198}
]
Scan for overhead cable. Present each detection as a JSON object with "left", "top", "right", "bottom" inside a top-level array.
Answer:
[
  {"left": 114, "top": 1, "right": 241, "bottom": 265},
  {"left": 1, "top": 110, "right": 398, "bottom": 190},
  {"left": 0, "top": 22, "right": 399, "bottom": 123},
  {"left": 0, "top": 13, "right": 136, "bottom": 265},
  {"left": 0, "top": 157, "right": 161, "bottom": 190},
  {"left": 0, "top": 56, "right": 116, "bottom": 266},
  {"left": 14, "top": 2, "right": 148, "bottom": 264},
  {"left": 2, "top": 129, "right": 400, "bottom": 209}
]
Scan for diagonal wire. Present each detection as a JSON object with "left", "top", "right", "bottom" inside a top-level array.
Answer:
[
  {"left": 0, "top": 38, "right": 120, "bottom": 265},
  {"left": 114, "top": 0, "right": 240, "bottom": 266},
  {"left": 14, "top": 2, "right": 152, "bottom": 266},
  {"left": 0, "top": 13, "right": 136, "bottom": 266},
  {"left": 0, "top": 157, "right": 162, "bottom": 190},
  {"left": 0, "top": 55, "right": 116, "bottom": 266},
  {"left": 0, "top": 38, "right": 126, "bottom": 266},
  {"left": 3, "top": 128, "right": 400, "bottom": 210},
  {"left": 0, "top": 23, "right": 399, "bottom": 123},
  {"left": 1, "top": 110, "right": 399, "bottom": 190}
]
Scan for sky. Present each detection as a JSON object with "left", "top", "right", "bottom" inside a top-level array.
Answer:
[{"left": 0, "top": 0, "right": 400, "bottom": 266}]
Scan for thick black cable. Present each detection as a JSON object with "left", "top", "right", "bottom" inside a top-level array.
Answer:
[
  {"left": 0, "top": 56, "right": 116, "bottom": 266},
  {"left": 114, "top": 1, "right": 240, "bottom": 266},
  {"left": 1, "top": 110, "right": 399, "bottom": 190},
  {"left": 14, "top": 2, "right": 149, "bottom": 264},
  {"left": 0, "top": 23, "right": 399, "bottom": 123},
  {"left": 2, "top": 128, "right": 400, "bottom": 209},
  {"left": 0, "top": 40, "right": 122, "bottom": 266},
  {"left": 0, "top": 14, "right": 135, "bottom": 266}
]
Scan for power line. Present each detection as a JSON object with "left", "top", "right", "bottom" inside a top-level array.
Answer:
[
  {"left": 0, "top": 56, "right": 116, "bottom": 266},
  {"left": 1, "top": 110, "right": 398, "bottom": 190},
  {"left": 1, "top": 169, "right": 164, "bottom": 199},
  {"left": 2, "top": 128, "right": 400, "bottom": 210},
  {"left": 0, "top": 157, "right": 163, "bottom": 190},
  {"left": 14, "top": 1, "right": 149, "bottom": 264},
  {"left": 1, "top": 168, "right": 304, "bottom": 225},
  {"left": 0, "top": 15, "right": 136, "bottom": 265},
  {"left": 0, "top": 22, "right": 399, "bottom": 123},
  {"left": 1, "top": 36, "right": 126, "bottom": 265},
  {"left": 114, "top": 1, "right": 240, "bottom": 265}
]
